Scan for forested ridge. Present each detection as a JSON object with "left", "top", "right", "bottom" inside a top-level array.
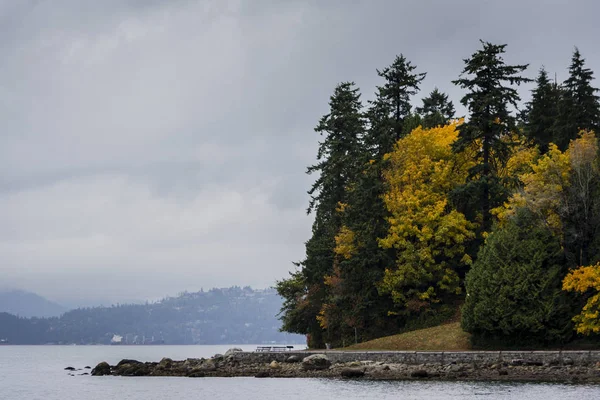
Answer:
[
  {"left": 0, "top": 287, "right": 302, "bottom": 344},
  {"left": 276, "top": 41, "right": 600, "bottom": 348}
]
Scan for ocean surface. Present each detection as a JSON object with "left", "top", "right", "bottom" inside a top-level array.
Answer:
[{"left": 1, "top": 345, "right": 600, "bottom": 400}]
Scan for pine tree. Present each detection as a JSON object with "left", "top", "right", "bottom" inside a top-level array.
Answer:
[
  {"left": 367, "top": 55, "right": 426, "bottom": 158},
  {"left": 522, "top": 68, "right": 560, "bottom": 153},
  {"left": 452, "top": 41, "right": 531, "bottom": 232},
  {"left": 554, "top": 48, "right": 600, "bottom": 150},
  {"left": 416, "top": 88, "right": 456, "bottom": 128},
  {"left": 325, "top": 56, "right": 426, "bottom": 343},
  {"left": 276, "top": 82, "right": 365, "bottom": 348}
]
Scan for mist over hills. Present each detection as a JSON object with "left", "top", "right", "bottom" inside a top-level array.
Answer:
[
  {"left": 0, "top": 289, "right": 67, "bottom": 318},
  {"left": 0, "top": 287, "right": 304, "bottom": 345}
]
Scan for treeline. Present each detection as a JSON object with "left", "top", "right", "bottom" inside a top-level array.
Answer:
[
  {"left": 276, "top": 41, "right": 600, "bottom": 348},
  {"left": 0, "top": 287, "right": 303, "bottom": 344}
]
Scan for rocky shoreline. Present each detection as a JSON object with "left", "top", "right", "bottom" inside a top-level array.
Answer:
[{"left": 90, "top": 348, "right": 600, "bottom": 383}]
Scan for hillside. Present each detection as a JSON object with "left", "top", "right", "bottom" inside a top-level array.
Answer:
[
  {"left": 344, "top": 322, "right": 471, "bottom": 351},
  {"left": 0, "top": 289, "right": 67, "bottom": 318},
  {"left": 0, "top": 287, "right": 303, "bottom": 345}
]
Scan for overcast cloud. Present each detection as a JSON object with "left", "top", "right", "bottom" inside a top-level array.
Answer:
[{"left": 1, "top": 0, "right": 598, "bottom": 306}]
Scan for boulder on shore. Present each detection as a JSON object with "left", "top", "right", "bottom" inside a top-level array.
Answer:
[
  {"left": 114, "top": 360, "right": 152, "bottom": 376},
  {"left": 116, "top": 359, "right": 142, "bottom": 368},
  {"left": 224, "top": 348, "right": 243, "bottom": 357},
  {"left": 158, "top": 358, "right": 173, "bottom": 369},
  {"left": 285, "top": 355, "right": 302, "bottom": 363},
  {"left": 301, "top": 354, "right": 331, "bottom": 371},
  {"left": 91, "top": 362, "right": 111, "bottom": 376},
  {"left": 340, "top": 368, "right": 365, "bottom": 378}
]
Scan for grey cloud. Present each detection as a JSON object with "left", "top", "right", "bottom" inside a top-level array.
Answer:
[{"left": 1, "top": 0, "right": 599, "bottom": 304}]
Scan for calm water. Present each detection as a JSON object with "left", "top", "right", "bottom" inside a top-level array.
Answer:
[{"left": 1, "top": 345, "right": 600, "bottom": 400}]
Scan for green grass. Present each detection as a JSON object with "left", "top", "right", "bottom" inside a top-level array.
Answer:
[{"left": 342, "top": 322, "right": 472, "bottom": 351}]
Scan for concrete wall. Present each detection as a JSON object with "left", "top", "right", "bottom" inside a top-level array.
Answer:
[{"left": 232, "top": 350, "right": 600, "bottom": 366}]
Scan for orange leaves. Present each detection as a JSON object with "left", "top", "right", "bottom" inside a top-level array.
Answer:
[{"left": 563, "top": 263, "right": 600, "bottom": 335}]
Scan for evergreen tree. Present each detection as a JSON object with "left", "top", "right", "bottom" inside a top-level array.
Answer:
[
  {"left": 462, "top": 209, "right": 575, "bottom": 346},
  {"left": 416, "top": 88, "right": 456, "bottom": 128},
  {"left": 325, "top": 55, "right": 426, "bottom": 344},
  {"left": 328, "top": 158, "right": 398, "bottom": 345},
  {"left": 522, "top": 67, "right": 560, "bottom": 153},
  {"left": 554, "top": 48, "right": 600, "bottom": 150},
  {"left": 276, "top": 82, "right": 365, "bottom": 348},
  {"left": 452, "top": 41, "right": 531, "bottom": 232},
  {"left": 367, "top": 55, "right": 426, "bottom": 158}
]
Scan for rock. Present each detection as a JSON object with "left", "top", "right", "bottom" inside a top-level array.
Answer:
[
  {"left": 285, "top": 355, "right": 302, "bottom": 363},
  {"left": 563, "top": 357, "right": 574, "bottom": 366},
  {"left": 187, "top": 370, "right": 206, "bottom": 378},
  {"left": 84, "top": 366, "right": 91, "bottom": 369},
  {"left": 80, "top": 373, "right": 89, "bottom": 376},
  {"left": 340, "top": 368, "right": 365, "bottom": 378},
  {"left": 91, "top": 362, "right": 111, "bottom": 376},
  {"left": 64, "top": 366, "right": 75, "bottom": 371},
  {"left": 510, "top": 359, "right": 524, "bottom": 366},
  {"left": 116, "top": 361, "right": 151, "bottom": 376},
  {"left": 224, "top": 348, "right": 243, "bottom": 357},
  {"left": 410, "top": 369, "right": 429, "bottom": 378},
  {"left": 184, "top": 358, "right": 202, "bottom": 368},
  {"left": 301, "top": 354, "right": 331, "bottom": 371},
  {"left": 498, "top": 369, "right": 508, "bottom": 376},
  {"left": 212, "top": 354, "right": 224, "bottom": 360},
  {"left": 158, "top": 358, "right": 173, "bottom": 369},
  {"left": 255, "top": 371, "right": 270, "bottom": 378},
  {"left": 198, "top": 360, "right": 217, "bottom": 372},
  {"left": 445, "top": 364, "right": 464, "bottom": 373},
  {"left": 116, "top": 359, "right": 142, "bottom": 368},
  {"left": 347, "top": 361, "right": 362, "bottom": 367},
  {"left": 269, "top": 360, "right": 281, "bottom": 369}
]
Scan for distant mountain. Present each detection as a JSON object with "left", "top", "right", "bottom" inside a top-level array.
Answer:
[
  {"left": 0, "top": 287, "right": 305, "bottom": 345},
  {"left": 0, "top": 289, "right": 67, "bottom": 318}
]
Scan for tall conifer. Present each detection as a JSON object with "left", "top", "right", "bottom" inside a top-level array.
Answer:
[
  {"left": 330, "top": 55, "right": 426, "bottom": 343},
  {"left": 523, "top": 68, "right": 560, "bottom": 153},
  {"left": 554, "top": 48, "right": 600, "bottom": 150},
  {"left": 452, "top": 41, "right": 531, "bottom": 232},
  {"left": 416, "top": 88, "right": 456, "bottom": 128},
  {"left": 276, "top": 82, "right": 365, "bottom": 347}
]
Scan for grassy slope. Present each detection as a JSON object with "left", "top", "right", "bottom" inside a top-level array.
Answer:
[{"left": 343, "top": 322, "right": 472, "bottom": 351}]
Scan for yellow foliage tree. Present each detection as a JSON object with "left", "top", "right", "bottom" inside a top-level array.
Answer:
[
  {"left": 563, "top": 263, "right": 600, "bottom": 335},
  {"left": 494, "top": 143, "right": 571, "bottom": 232},
  {"left": 499, "top": 134, "right": 539, "bottom": 180},
  {"left": 378, "top": 122, "right": 476, "bottom": 313},
  {"left": 334, "top": 225, "right": 357, "bottom": 260},
  {"left": 494, "top": 131, "right": 598, "bottom": 238}
]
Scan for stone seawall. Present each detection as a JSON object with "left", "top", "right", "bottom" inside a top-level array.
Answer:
[
  {"left": 233, "top": 350, "right": 600, "bottom": 366},
  {"left": 90, "top": 350, "right": 600, "bottom": 382}
]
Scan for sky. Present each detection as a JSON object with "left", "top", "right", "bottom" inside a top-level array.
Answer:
[{"left": 1, "top": 0, "right": 599, "bottom": 307}]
